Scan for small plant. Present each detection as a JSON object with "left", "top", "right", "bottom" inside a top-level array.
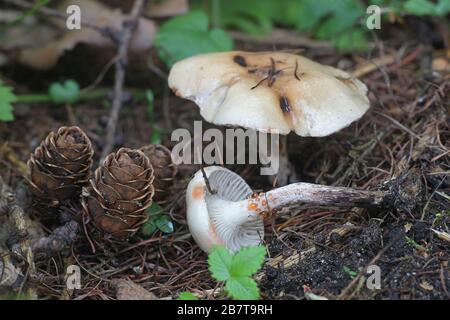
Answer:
[
  {"left": 405, "top": 236, "right": 422, "bottom": 250},
  {"left": 343, "top": 266, "right": 358, "bottom": 279},
  {"left": 176, "top": 245, "right": 266, "bottom": 300},
  {"left": 193, "top": 0, "right": 450, "bottom": 51},
  {"left": 141, "top": 203, "right": 174, "bottom": 236},
  {"left": 208, "top": 245, "right": 266, "bottom": 300},
  {"left": 49, "top": 80, "right": 80, "bottom": 104},
  {"left": 154, "top": 10, "right": 234, "bottom": 67},
  {"left": 0, "top": 80, "right": 17, "bottom": 121}
]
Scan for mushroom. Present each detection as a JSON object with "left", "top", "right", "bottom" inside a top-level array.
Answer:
[
  {"left": 186, "top": 166, "right": 264, "bottom": 253},
  {"left": 169, "top": 51, "right": 370, "bottom": 184},
  {"left": 186, "top": 166, "right": 422, "bottom": 253}
]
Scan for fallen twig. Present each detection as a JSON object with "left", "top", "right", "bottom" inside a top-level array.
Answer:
[{"left": 100, "top": 0, "right": 146, "bottom": 161}]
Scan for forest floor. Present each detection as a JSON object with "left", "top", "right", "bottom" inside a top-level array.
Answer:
[{"left": 0, "top": 16, "right": 449, "bottom": 300}]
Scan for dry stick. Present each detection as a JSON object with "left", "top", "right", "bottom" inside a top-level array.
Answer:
[{"left": 100, "top": 0, "right": 146, "bottom": 162}]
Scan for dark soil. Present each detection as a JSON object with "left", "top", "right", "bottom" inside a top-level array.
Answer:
[{"left": 262, "top": 219, "right": 450, "bottom": 299}]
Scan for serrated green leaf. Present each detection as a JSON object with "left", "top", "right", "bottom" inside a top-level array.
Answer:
[
  {"left": 177, "top": 292, "right": 199, "bottom": 300},
  {"left": 154, "top": 10, "right": 234, "bottom": 67},
  {"left": 225, "top": 277, "right": 259, "bottom": 300},
  {"left": 0, "top": 81, "right": 16, "bottom": 121},
  {"left": 49, "top": 80, "right": 80, "bottom": 104},
  {"left": 230, "top": 246, "right": 266, "bottom": 277},
  {"left": 208, "top": 246, "right": 233, "bottom": 282}
]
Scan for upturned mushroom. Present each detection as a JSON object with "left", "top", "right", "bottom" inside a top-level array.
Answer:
[
  {"left": 186, "top": 166, "right": 421, "bottom": 253},
  {"left": 186, "top": 166, "right": 264, "bottom": 253},
  {"left": 169, "top": 51, "right": 370, "bottom": 184}
]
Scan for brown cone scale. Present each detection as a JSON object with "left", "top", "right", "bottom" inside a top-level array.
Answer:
[
  {"left": 140, "top": 144, "right": 177, "bottom": 204},
  {"left": 27, "top": 126, "right": 93, "bottom": 209},
  {"left": 82, "top": 148, "right": 154, "bottom": 239}
]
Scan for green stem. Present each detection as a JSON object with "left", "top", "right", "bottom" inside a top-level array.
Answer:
[
  {"left": 15, "top": 88, "right": 108, "bottom": 103},
  {"left": 14, "top": 88, "right": 146, "bottom": 104}
]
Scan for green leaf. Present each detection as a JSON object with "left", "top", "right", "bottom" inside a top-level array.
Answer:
[
  {"left": 343, "top": 266, "right": 358, "bottom": 279},
  {"left": 148, "top": 202, "right": 164, "bottom": 215},
  {"left": 435, "top": 0, "right": 450, "bottom": 16},
  {"left": 0, "top": 81, "right": 17, "bottom": 121},
  {"left": 155, "top": 215, "right": 174, "bottom": 233},
  {"left": 177, "top": 292, "right": 199, "bottom": 300},
  {"left": 333, "top": 29, "right": 368, "bottom": 51},
  {"left": 230, "top": 246, "right": 266, "bottom": 277},
  {"left": 225, "top": 277, "right": 259, "bottom": 300},
  {"left": 211, "top": 0, "right": 275, "bottom": 35},
  {"left": 296, "top": 0, "right": 334, "bottom": 32},
  {"left": 154, "top": 10, "right": 234, "bottom": 67},
  {"left": 404, "top": 0, "right": 438, "bottom": 16},
  {"left": 49, "top": 80, "right": 80, "bottom": 104},
  {"left": 208, "top": 246, "right": 233, "bottom": 282},
  {"left": 141, "top": 219, "right": 158, "bottom": 236},
  {"left": 140, "top": 203, "right": 173, "bottom": 236}
]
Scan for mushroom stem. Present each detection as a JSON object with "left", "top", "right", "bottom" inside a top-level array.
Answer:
[
  {"left": 249, "top": 183, "right": 388, "bottom": 215},
  {"left": 190, "top": 166, "right": 422, "bottom": 253},
  {"left": 275, "top": 134, "right": 297, "bottom": 186}
]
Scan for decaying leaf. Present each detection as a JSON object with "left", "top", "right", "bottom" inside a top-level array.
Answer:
[{"left": 12, "top": 0, "right": 156, "bottom": 70}]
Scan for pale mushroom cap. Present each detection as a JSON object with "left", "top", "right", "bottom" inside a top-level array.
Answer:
[
  {"left": 186, "top": 166, "right": 264, "bottom": 253},
  {"left": 186, "top": 166, "right": 223, "bottom": 253},
  {"left": 169, "top": 51, "right": 370, "bottom": 137}
]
